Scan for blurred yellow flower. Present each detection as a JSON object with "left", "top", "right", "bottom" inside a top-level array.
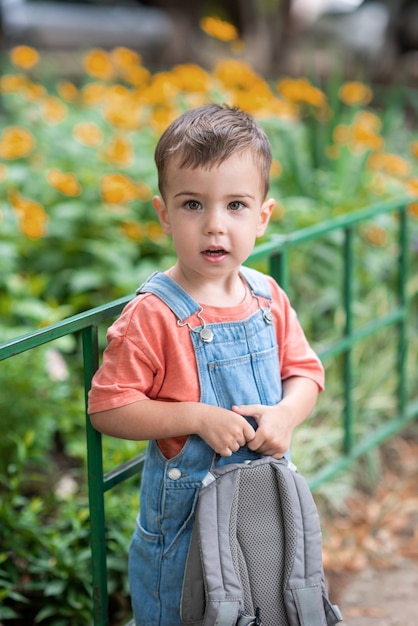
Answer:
[
  {"left": 10, "top": 45, "right": 40, "bottom": 70},
  {"left": 46, "top": 168, "right": 82, "bottom": 196},
  {"left": 149, "top": 105, "right": 178, "bottom": 134},
  {"left": 335, "top": 112, "right": 383, "bottom": 154},
  {"left": 339, "top": 81, "right": 372, "bottom": 106},
  {"left": 353, "top": 112, "right": 382, "bottom": 150},
  {"left": 411, "top": 141, "right": 418, "bottom": 159},
  {"left": 265, "top": 98, "right": 297, "bottom": 119},
  {"left": 364, "top": 224, "right": 388, "bottom": 247},
  {"left": 58, "top": 81, "right": 79, "bottom": 102},
  {"left": 103, "top": 94, "right": 142, "bottom": 130},
  {"left": 368, "top": 153, "right": 410, "bottom": 177},
  {"left": 146, "top": 221, "right": 165, "bottom": 243},
  {"left": 406, "top": 177, "right": 418, "bottom": 197},
  {"left": 355, "top": 110, "right": 381, "bottom": 133},
  {"left": 277, "top": 77, "right": 326, "bottom": 108},
  {"left": 200, "top": 16, "right": 238, "bottom": 42},
  {"left": 82, "top": 82, "right": 108, "bottom": 107},
  {"left": 407, "top": 202, "right": 418, "bottom": 218},
  {"left": 230, "top": 77, "right": 275, "bottom": 114},
  {"left": 106, "top": 83, "right": 131, "bottom": 99},
  {"left": 83, "top": 49, "right": 114, "bottom": 81},
  {"left": 42, "top": 96, "right": 68, "bottom": 124},
  {"left": 142, "top": 72, "right": 180, "bottom": 106},
  {"left": 120, "top": 220, "right": 144, "bottom": 242},
  {"left": 0, "top": 74, "right": 27, "bottom": 93},
  {"left": 9, "top": 190, "right": 48, "bottom": 239},
  {"left": 351, "top": 121, "right": 384, "bottom": 153},
  {"left": 137, "top": 182, "right": 153, "bottom": 202},
  {"left": 72, "top": 122, "right": 104, "bottom": 147},
  {"left": 214, "top": 59, "right": 258, "bottom": 90},
  {"left": 101, "top": 173, "right": 139, "bottom": 204},
  {"left": 121, "top": 64, "right": 150, "bottom": 88},
  {"left": 333, "top": 124, "right": 350, "bottom": 144},
  {"left": 230, "top": 90, "right": 262, "bottom": 115},
  {"left": 102, "top": 135, "right": 134, "bottom": 167},
  {"left": 111, "top": 47, "right": 142, "bottom": 70},
  {"left": 23, "top": 82, "right": 46, "bottom": 101},
  {"left": 172, "top": 64, "right": 211, "bottom": 93},
  {"left": 0, "top": 126, "right": 35, "bottom": 159},
  {"left": 182, "top": 93, "right": 210, "bottom": 110}
]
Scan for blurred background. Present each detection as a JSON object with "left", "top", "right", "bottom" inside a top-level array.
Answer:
[{"left": 1, "top": 0, "right": 418, "bottom": 81}]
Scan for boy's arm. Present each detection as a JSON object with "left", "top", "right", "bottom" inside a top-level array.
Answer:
[
  {"left": 89, "top": 400, "right": 256, "bottom": 458},
  {"left": 232, "top": 375, "right": 319, "bottom": 458}
]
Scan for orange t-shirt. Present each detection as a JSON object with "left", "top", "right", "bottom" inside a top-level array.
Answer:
[{"left": 88, "top": 275, "right": 324, "bottom": 458}]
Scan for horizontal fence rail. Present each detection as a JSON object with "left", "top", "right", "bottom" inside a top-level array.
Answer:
[{"left": 1, "top": 196, "right": 416, "bottom": 626}]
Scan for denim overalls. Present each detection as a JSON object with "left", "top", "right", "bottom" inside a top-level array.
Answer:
[{"left": 129, "top": 267, "right": 283, "bottom": 626}]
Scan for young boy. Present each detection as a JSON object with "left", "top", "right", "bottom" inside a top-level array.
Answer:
[{"left": 88, "top": 103, "right": 324, "bottom": 626}]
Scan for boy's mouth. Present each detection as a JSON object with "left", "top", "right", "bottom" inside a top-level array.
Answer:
[{"left": 202, "top": 248, "right": 228, "bottom": 257}]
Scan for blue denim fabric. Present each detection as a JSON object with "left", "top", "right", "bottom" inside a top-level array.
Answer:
[{"left": 129, "top": 267, "right": 283, "bottom": 625}]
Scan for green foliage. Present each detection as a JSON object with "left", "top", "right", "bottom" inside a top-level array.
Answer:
[
  {"left": 1, "top": 49, "right": 417, "bottom": 330},
  {"left": 0, "top": 336, "right": 144, "bottom": 623},
  {"left": 0, "top": 470, "right": 137, "bottom": 624},
  {"left": 0, "top": 345, "right": 80, "bottom": 472}
]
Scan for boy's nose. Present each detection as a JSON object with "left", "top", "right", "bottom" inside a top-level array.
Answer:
[{"left": 204, "top": 208, "right": 225, "bottom": 234}]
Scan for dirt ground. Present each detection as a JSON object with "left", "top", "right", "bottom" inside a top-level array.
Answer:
[
  {"left": 319, "top": 431, "right": 418, "bottom": 626},
  {"left": 338, "top": 559, "right": 418, "bottom": 625}
]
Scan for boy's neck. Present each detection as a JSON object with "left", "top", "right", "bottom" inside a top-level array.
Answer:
[{"left": 167, "top": 266, "right": 247, "bottom": 307}]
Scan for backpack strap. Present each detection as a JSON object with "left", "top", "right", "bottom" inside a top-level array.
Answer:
[
  {"left": 291, "top": 588, "right": 343, "bottom": 626},
  {"left": 181, "top": 468, "right": 245, "bottom": 626},
  {"left": 272, "top": 461, "right": 343, "bottom": 626}
]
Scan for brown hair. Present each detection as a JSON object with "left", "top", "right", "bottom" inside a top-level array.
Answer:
[{"left": 154, "top": 103, "right": 272, "bottom": 197}]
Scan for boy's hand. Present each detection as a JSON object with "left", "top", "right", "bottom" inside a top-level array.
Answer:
[
  {"left": 232, "top": 404, "right": 293, "bottom": 458},
  {"left": 231, "top": 377, "right": 320, "bottom": 458},
  {"left": 197, "top": 406, "right": 256, "bottom": 457}
]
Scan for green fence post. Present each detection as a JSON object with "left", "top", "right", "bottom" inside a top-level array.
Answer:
[
  {"left": 398, "top": 205, "right": 409, "bottom": 420},
  {"left": 343, "top": 227, "right": 354, "bottom": 455},
  {"left": 82, "top": 325, "right": 109, "bottom": 626},
  {"left": 269, "top": 248, "right": 289, "bottom": 291}
]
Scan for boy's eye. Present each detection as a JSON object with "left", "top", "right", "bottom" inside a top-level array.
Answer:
[
  {"left": 185, "top": 200, "right": 202, "bottom": 211},
  {"left": 228, "top": 201, "right": 244, "bottom": 211}
]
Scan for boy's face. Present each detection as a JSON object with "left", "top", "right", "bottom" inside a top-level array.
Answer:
[{"left": 153, "top": 150, "right": 274, "bottom": 288}]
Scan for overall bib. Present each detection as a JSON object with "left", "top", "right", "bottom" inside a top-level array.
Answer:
[{"left": 129, "top": 267, "right": 284, "bottom": 626}]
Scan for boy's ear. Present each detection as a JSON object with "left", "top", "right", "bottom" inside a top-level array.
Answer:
[
  {"left": 152, "top": 195, "right": 171, "bottom": 235},
  {"left": 256, "top": 198, "right": 275, "bottom": 237}
]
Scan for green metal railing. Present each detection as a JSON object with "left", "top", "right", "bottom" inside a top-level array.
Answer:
[{"left": 1, "top": 196, "right": 416, "bottom": 625}]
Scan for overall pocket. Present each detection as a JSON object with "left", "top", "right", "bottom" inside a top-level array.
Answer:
[{"left": 208, "top": 346, "right": 282, "bottom": 409}]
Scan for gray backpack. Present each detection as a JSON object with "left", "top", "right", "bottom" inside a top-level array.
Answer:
[{"left": 181, "top": 456, "right": 342, "bottom": 626}]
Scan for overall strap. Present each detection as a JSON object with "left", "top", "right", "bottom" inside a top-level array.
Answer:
[
  {"left": 136, "top": 272, "right": 200, "bottom": 322},
  {"left": 239, "top": 266, "right": 272, "bottom": 299},
  {"left": 137, "top": 267, "right": 272, "bottom": 321}
]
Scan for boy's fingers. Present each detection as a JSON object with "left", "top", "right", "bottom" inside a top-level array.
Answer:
[
  {"left": 232, "top": 404, "right": 261, "bottom": 417},
  {"left": 243, "top": 422, "right": 256, "bottom": 442}
]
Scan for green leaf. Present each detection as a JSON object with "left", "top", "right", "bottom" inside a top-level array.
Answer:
[
  {"left": 44, "top": 579, "right": 67, "bottom": 596},
  {"left": 0, "top": 606, "right": 20, "bottom": 619},
  {"left": 35, "top": 604, "right": 58, "bottom": 623}
]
